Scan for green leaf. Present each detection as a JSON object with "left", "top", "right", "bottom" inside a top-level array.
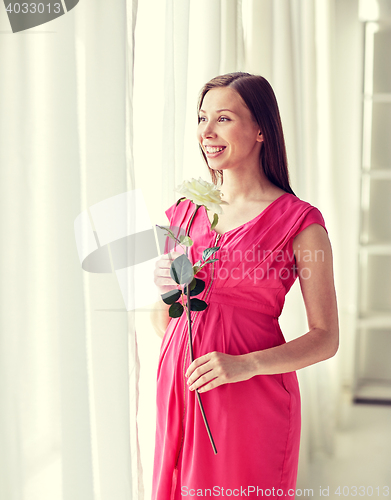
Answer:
[
  {"left": 192, "top": 279, "right": 205, "bottom": 296},
  {"left": 182, "top": 277, "right": 197, "bottom": 295},
  {"left": 169, "top": 302, "right": 184, "bottom": 318},
  {"left": 189, "top": 298, "right": 208, "bottom": 311},
  {"left": 161, "top": 289, "right": 181, "bottom": 305},
  {"left": 179, "top": 235, "right": 193, "bottom": 247},
  {"left": 192, "top": 260, "right": 202, "bottom": 274},
  {"left": 204, "top": 258, "right": 219, "bottom": 264},
  {"left": 210, "top": 213, "right": 219, "bottom": 230},
  {"left": 170, "top": 254, "right": 194, "bottom": 285},
  {"left": 176, "top": 197, "right": 187, "bottom": 206},
  {"left": 155, "top": 224, "right": 181, "bottom": 244},
  {"left": 183, "top": 278, "right": 205, "bottom": 297},
  {"left": 202, "top": 246, "right": 220, "bottom": 262}
]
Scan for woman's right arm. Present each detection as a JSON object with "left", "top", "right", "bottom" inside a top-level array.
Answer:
[
  {"left": 150, "top": 300, "right": 171, "bottom": 339},
  {"left": 150, "top": 251, "right": 183, "bottom": 339}
]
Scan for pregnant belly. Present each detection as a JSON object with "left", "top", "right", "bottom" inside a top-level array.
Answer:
[{"left": 192, "top": 301, "right": 285, "bottom": 357}]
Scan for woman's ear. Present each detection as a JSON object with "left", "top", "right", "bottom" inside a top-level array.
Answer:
[{"left": 256, "top": 131, "right": 264, "bottom": 143}]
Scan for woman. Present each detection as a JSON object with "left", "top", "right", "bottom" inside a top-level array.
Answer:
[{"left": 151, "top": 72, "right": 339, "bottom": 499}]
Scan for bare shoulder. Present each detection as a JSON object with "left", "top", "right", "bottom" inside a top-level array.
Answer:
[{"left": 293, "top": 223, "right": 331, "bottom": 262}]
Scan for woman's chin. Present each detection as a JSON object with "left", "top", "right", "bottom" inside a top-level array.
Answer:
[{"left": 208, "top": 161, "right": 227, "bottom": 171}]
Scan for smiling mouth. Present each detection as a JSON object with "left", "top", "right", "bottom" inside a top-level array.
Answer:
[{"left": 204, "top": 146, "right": 226, "bottom": 156}]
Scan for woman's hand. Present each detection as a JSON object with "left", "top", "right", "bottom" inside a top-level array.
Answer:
[
  {"left": 153, "top": 250, "right": 184, "bottom": 295},
  {"left": 151, "top": 250, "right": 186, "bottom": 339},
  {"left": 185, "top": 351, "right": 256, "bottom": 393}
]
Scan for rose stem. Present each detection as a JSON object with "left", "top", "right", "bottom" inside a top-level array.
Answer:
[{"left": 185, "top": 204, "right": 217, "bottom": 455}]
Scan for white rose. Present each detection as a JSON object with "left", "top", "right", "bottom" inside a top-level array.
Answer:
[{"left": 175, "top": 177, "right": 228, "bottom": 214}]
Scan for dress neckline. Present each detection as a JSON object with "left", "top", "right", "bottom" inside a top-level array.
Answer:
[{"left": 202, "top": 192, "right": 292, "bottom": 237}]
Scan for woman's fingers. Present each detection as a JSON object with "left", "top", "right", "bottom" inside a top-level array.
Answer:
[
  {"left": 153, "top": 251, "right": 184, "bottom": 294},
  {"left": 185, "top": 352, "right": 254, "bottom": 393}
]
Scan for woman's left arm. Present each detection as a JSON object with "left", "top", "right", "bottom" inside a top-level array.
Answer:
[
  {"left": 248, "top": 222, "right": 339, "bottom": 375},
  {"left": 185, "top": 223, "right": 339, "bottom": 392}
]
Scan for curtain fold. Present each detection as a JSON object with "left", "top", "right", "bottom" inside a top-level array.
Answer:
[
  {"left": 0, "top": 0, "right": 140, "bottom": 498},
  {"left": 161, "top": 0, "right": 191, "bottom": 210},
  {"left": 74, "top": 1, "right": 141, "bottom": 498},
  {"left": 220, "top": 0, "right": 242, "bottom": 74}
]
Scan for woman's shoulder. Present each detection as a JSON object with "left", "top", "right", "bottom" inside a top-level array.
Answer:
[{"left": 286, "top": 194, "right": 328, "bottom": 237}]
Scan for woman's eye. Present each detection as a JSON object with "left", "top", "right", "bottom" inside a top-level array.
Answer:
[{"left": 198, "top": 116, "right": 230, "bottom": 123}]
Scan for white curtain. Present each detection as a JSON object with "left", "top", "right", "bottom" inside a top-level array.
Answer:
[{"left": 0, "top": 0, "right": 142, "bottom": 499}]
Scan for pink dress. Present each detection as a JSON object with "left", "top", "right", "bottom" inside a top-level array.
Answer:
[{"left": 152, "top": 193, "right": 327, "bottom": 499}]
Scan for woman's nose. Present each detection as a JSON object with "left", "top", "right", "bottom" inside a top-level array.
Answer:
[{"left": 201, "top": 122, "right": 216, "bottom": 138}]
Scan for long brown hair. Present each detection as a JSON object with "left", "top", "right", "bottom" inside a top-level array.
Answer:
[{"left": 197, "top": 72, "right": 295, "bottom": 195}]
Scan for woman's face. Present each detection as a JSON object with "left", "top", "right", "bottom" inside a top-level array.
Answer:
[{"left": 197, "top": 86, "right": 263, "bottom": 172}]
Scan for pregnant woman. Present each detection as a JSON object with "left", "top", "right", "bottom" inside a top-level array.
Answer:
[{"left": 151, "top": 72, "right": 339, "bottom": 499}]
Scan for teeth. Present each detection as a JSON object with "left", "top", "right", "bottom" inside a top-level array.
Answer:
[{"left": 205, "top": 146, "right": 225, "bottom": 153}]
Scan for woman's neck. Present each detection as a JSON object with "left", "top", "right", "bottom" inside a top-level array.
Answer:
[{"left": 217, "top": 168, "right": 279, "bottom": 204}]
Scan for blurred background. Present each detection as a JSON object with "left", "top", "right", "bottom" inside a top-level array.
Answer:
[{"left": 0, "top": 0, "right": 390, "bottom": 499}]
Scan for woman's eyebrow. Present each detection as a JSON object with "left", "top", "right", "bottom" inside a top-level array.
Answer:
[{"left": 199, "top": 108, "right": 237, "bottom": 114}]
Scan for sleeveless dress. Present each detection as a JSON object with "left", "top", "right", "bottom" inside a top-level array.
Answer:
[{"left": 152, "top": 192, "right": 328, "bottom": 499}]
